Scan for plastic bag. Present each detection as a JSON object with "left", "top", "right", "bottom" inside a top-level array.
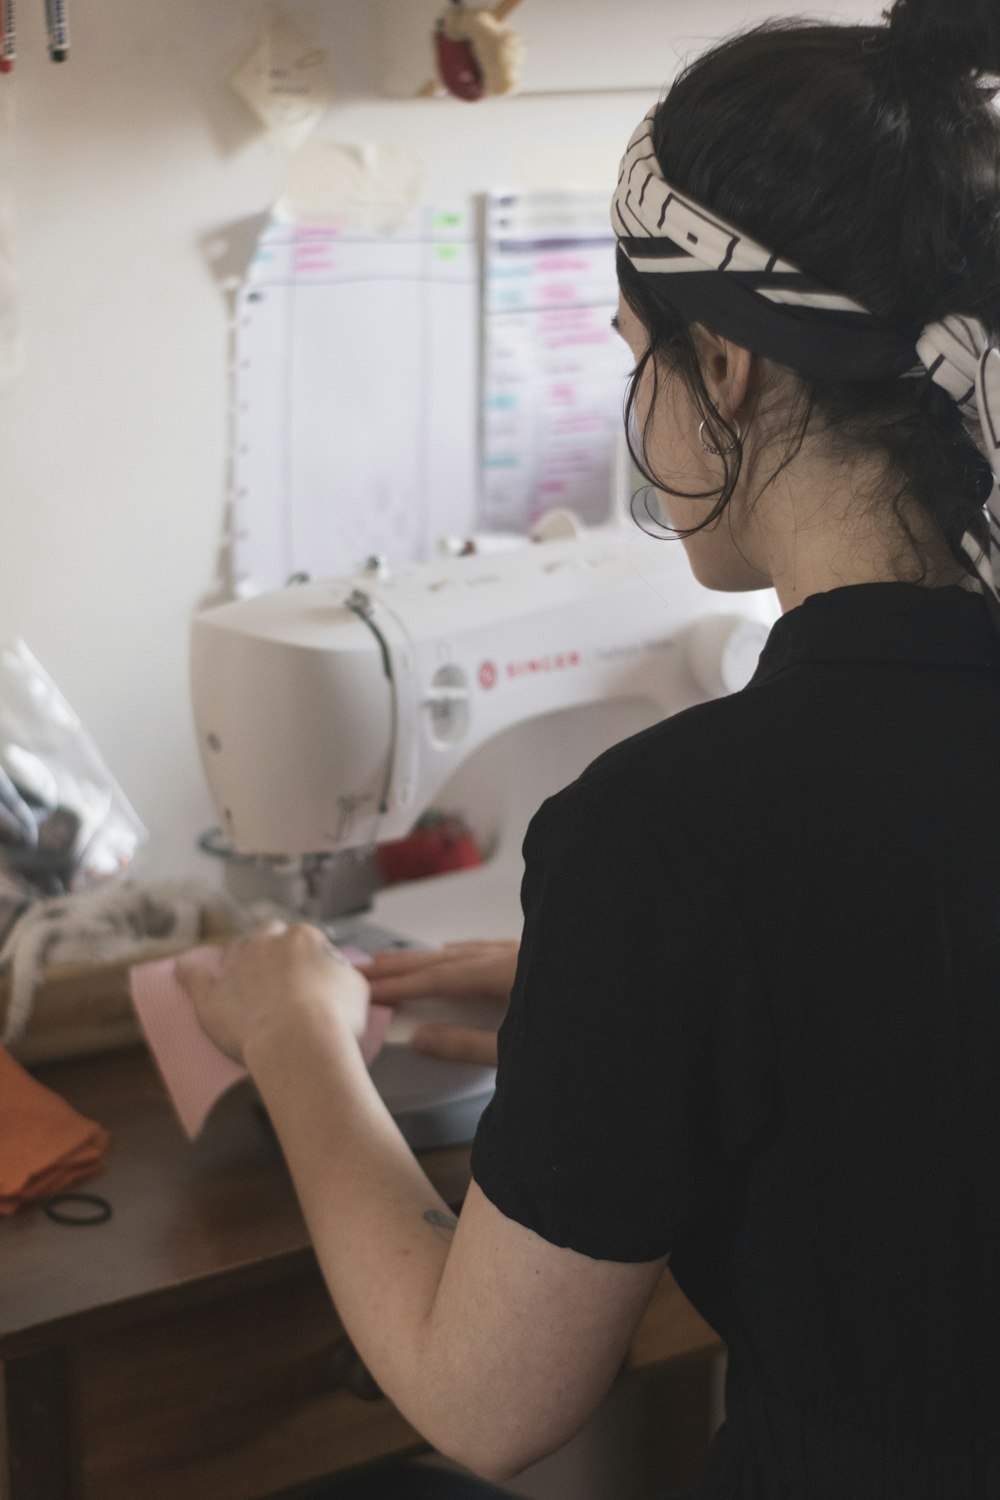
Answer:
[{"left": 0, "top": 641, "right": 147, "bottom": 912}]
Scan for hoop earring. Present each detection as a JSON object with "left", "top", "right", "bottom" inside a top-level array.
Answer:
[{"left": 698, "top": 416, "right": 742, "bottom": 457}]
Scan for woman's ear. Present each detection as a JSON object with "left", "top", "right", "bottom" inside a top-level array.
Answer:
[{"left": 693, "top": 326, "right": 755, "bottom": 421}]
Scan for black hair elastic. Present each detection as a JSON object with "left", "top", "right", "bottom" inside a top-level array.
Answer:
[{"left": 43, "top": 1192, "right": 113, "bottom": 1226}]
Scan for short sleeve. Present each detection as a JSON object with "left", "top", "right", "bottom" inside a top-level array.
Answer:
[{"left": 470, "top": 762, "right": 775, "bottom": 1262}]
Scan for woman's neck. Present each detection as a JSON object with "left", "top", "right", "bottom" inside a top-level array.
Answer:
[{"left": 745, "top": 450, "right": 968, "bottom": 614}]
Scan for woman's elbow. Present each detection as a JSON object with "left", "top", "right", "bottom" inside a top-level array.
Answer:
[
  {"left": 436, "top": 1436, "right": 528, "bottom": 1487},
  {"left": 404, "top": 1359, "right": 603, "bottom": 1480},
  {"left": 431, "top": 1418, "right": 568, "bottom": 1485}
]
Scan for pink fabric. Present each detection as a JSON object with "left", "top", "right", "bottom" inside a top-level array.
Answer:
[{"left": 128, "top": 944, "right": 390, "bottom": 1140}]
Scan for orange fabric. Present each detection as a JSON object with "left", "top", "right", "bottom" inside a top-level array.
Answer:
[{"left": 0, "top": 1046, "right": 110, "bottom": 1214}]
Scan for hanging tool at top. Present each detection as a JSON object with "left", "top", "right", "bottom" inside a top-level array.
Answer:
[{"left": 430, "top": 0, "right": 526, "bottom": 101}]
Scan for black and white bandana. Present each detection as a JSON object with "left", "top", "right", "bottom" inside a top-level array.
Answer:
[{"left": 613, "top": 107, "right": 1000, "bottom": 620}]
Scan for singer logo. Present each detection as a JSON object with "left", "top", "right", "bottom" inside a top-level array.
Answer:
[
  {"left": 478, "top": 661, "right": 498, "bottom": 690},
  {"left": 506, "top": 651, "right": 581, "bottom": 680}
]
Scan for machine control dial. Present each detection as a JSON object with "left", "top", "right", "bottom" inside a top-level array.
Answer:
[{"left": 683, "top": 614, "right": 771, "bottom": 697}]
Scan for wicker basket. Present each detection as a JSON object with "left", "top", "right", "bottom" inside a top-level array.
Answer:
[{"left": 0, "top": 909, "right": 236, "bottom": 1066}]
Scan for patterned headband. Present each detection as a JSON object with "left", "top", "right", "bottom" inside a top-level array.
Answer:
[{"left": 613, "top": 108, "right": 1000, "bottom": 621}]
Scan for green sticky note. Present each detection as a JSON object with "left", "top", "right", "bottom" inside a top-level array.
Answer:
[
  {"left": 433, "top": 211, "right": 465, "bottom": 230},
  {"left": 435, "top": 245, "right": 460, "bottom": 261}
]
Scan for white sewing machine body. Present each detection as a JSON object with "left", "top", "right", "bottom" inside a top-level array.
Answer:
[
  {"left": 192, "top": 523, "right": 775, "bottom": 859},
  {"left": 191, "top": 521, "right": 778, "bottom": 1146}
]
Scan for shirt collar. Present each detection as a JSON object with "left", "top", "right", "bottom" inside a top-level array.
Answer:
[{"left": 749, "top": 582, "right": 1000, "bottom": 688}]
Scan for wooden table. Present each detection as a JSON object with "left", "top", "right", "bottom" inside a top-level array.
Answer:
[{"left": 0, "top": 1048, "right": 721, "bottom": 1500}]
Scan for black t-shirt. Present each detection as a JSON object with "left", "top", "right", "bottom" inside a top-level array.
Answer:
[{"left": 471, "top": 581, "right": 1000, "bottom": 1499}]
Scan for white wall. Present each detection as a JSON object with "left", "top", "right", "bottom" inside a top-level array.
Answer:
[{"left": 0, "top": 0, "right": 877, "bottom": 884}]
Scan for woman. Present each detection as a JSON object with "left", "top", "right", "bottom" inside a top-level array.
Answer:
[{"left": 178, "top": 1, "right": 1000, "bottom": 1494}]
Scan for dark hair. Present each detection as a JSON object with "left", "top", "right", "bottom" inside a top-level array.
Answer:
[{"left": 621, "top": 0, "right": 1000, "bottom": 579}]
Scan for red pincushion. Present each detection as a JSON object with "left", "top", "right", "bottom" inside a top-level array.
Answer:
[{"left": 378, "top": 814, "right": 483, "bottom": 884}]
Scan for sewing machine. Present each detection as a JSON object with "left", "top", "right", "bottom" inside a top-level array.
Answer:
[{"left": 190, "top": 517, "right": 778, "bottom": 1146}]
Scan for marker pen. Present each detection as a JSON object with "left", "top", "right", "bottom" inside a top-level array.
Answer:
[
  {"left": 0, "top": 0, "right": 15, "bottom": 73},
  {"left": 44, "top": 0, "right": 68, "bottom": 61}
]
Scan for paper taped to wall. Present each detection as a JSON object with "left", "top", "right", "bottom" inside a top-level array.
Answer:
[
  {"left": 481, "top": 189, "right": 632, "bottom": 532},
  {"left": 228, "top": 184, "right": 634, "bottom": 592},
  {"left": 231, "top": 200, "right": 478, "bottom": 594}
]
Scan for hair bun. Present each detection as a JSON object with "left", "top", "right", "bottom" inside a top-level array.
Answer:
[{"left": 886, "top": 0, "right": 1000, "bottom": 81}]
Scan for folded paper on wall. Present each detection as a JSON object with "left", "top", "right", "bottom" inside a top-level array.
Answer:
[{"left": 229, "top": 7, "right": 334, "bottom": 152}]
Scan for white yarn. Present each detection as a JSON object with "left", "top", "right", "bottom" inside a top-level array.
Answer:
[{"left": 0, "top": 879, "right": 278, "bottom": 1046}]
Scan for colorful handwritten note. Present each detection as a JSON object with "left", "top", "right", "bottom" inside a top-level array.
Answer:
[{"left": 481, "top": 191, "right": 633, "bottom": 533}]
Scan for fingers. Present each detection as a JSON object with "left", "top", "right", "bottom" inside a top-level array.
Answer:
[
  {"left": 368, "top": 971, "right": 453, "bottom": 1004},
  {"left": 365, "top": 942, "right": 497, "bottom": 977},
  {"left": 409, "top": 1024, "right": 498, "bottom": 1069},
  {"left": 364, "top": 950, "right": 446, "bottom": 978},
  {"left": 364, "top": 942, "right": 473, "bottom": 978},
  {"left": 256, "top": 919, "right": 289, "bottom": 938},
  {"left": 441, "top": 940, "right": 510, "bottom": 952},
  {"left": 368, "top": 963, "right": 495, "bottom": 1005},
  {"left": 174, "top": 952, "right": 206, "bottom": 998},
  {"left": 365, "top": 942, "right": 515, "bottom": 999}
]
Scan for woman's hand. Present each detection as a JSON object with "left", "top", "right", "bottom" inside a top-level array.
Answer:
[
  {"left": 176, "top": 921, "right": 370, "bottom": 1064},
  {"left": 366, "top": 939, "right": 519, "bottom": 1068}
]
